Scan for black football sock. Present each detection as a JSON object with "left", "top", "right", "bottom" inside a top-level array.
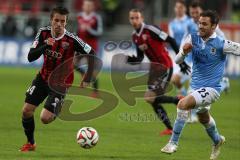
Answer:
[
  {"left": 152, "top": 102, "right": 172, "bottom": 130},
  {"left": 154, "top": 95, "right": 179, "bottom": 105},
  {"left": 93, "top": 79, "right": 98, "bottom": 91},
  {"left": 22, "top": 116, "right": 35, "bottom": 144}
]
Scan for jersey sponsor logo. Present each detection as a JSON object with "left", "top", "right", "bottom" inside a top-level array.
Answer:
[
  {"left": 211, "top": 47, "right": 216, "bottom": 54},
  {"left": 27, "top": 86, "right": 36, "bottom": 95},
  {"left": 142, "top": 34, "right": 147, "bottom": 41},
  {"left": 84, "top": 44, "right": 92, "bottom": 53},
  {"left": 45, "top": 49, "right": 62, "bottom": 59},
  {"left": 61, "top": 41, "right": 69, "bottom": 50}
]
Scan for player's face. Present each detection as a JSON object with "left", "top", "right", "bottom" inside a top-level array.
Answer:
[
  {"left": 199, "top": 16, "right": 216, "bottom": 39},
  {"left": 174, "top": 2, "right": 186, "bottom": 17},
  {"left": 129, "top": 11, "right": 144, "bottom": 30},
  {"left": 189, "top": 7, "right": 202, "bottom": 23},
  {"left": 82, "top": 1, "right": 95, "bottom": 14},
  {"left": 51, "top": 13, "right": 67, "bottom": 37}
]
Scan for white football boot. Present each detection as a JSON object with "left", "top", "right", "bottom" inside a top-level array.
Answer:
[
  {"left": 210, "top": 135, "right": 226, "bottom": 160},
  {"left": 161, "top": 142, "right": 178, "bottom": 154}
]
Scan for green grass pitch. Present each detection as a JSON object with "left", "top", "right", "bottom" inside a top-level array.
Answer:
[{"left": 0, "top": 67, "right": 239, "bottom": 160}]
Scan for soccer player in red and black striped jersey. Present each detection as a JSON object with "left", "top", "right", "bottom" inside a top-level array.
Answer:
[
  {"left": 127, "top": 9, "right": 190, "bottom": 136},
  {"left": 20, "top": 7, "right": 95, "bottom": 152},
  {"left": 74, "top": 0, "right": 103, "bottom": 98}
]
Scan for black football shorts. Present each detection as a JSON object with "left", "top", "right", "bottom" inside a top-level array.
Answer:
[{"left": 25, "top": 74, "right": 65, "bottom": 113}]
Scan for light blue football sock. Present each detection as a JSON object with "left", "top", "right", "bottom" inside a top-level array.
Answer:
[
  {"left": 180, "top": 87, "right": 187, "bottom": 96},
  {"left": 170, "top": 109, "right": 189, "bottom": 144},
  {"left": 203, "top": 117, "right": 221, "bottom": 145}
]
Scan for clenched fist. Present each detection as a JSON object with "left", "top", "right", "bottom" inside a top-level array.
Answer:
[
  {"left": 45, "top": 38, "right": 55, "bottom": 46},
  {"left": 183, "top": 43, "right": 193, "bottom": 55}
]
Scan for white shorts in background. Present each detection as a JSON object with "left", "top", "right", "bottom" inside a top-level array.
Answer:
[
  {"left": 172, "top": 60, "right": 192, "bottom": 84},
  {"left": 189, "top": 87, "right": 220, "bottom": 113}
]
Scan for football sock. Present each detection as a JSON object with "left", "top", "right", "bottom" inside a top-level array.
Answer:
[
  {"left": 170, "top": 108, "right": 188, "bottom": 144},
  {"left": 54, "top": 101, "right": 63, "bottom": 117},
  {"left": 154, "top": 95, "right": 179, "bottom": 105},
  {"left": 93, "top": 79, "right": 98, "bottom": 91},
  {"left": 22, "top": 116, "right": 35, "bottom": 144},
  {"left": 189, "top": 109, "right": 198, "bottom": 122},
  {"left": 203, "top": 116, "right": 221, "bottom": 145},
  {"left": 180, "top": 87, "right": 187, "bottom": 96},
  {"left": 152, "top": 101, "right": 172, "bottom": 129}
]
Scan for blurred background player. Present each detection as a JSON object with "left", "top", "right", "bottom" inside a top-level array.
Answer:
[
  {"left": 161, "top": 10, "right": 240, "bottom": 159},
  {"left": 188, "top": 1, "right": 225, "bottom": 38},
  {"left": 168, "top": 0, "right": 191, "bottom": 96},
  {"left": 127, "top": 9, "right": 190, "bottom": 136},
  {"left": 74, "top": 0, "right": 103, "bottom": 98},
  {"left": 20, "top": 6, "right": 95, "bottom": 152}
]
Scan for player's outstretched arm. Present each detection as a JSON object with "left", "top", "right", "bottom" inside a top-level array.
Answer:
[
  {"left": 165, "top": 36, "right": 179, "bottom": 54},
  {"left": 83, "top": 49, "right": 96, "bottom": 84},
  {"left": 175, "top": 43, "right": 193, "bottom": 64},
  {"left": 175, "top": 34, "right": 193, "bottom": 64},
  {"left": 73, "top": 34, "right": 96, "bottom": 84},
  {"left": 28, "top": 27, "right": 54, "bottom": 62}
]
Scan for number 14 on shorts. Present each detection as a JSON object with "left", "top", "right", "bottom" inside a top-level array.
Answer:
[{"left": 27, "top": 86, "right": 36, "bottom": 95}]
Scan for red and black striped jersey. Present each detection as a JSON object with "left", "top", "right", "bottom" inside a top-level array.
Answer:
[
  {"left": 77, "top": 12, "right": 102, "bottom": 51},
  {"left": 31, "top": 26, "right": 93, "bottom": 86},
  {"left": 132, "top": 23, "right": 173, "bottom": 68}
]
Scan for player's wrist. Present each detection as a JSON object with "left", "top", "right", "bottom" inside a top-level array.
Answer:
[{"left": 181, "top": 51, "right": 187, "bottom": 57}]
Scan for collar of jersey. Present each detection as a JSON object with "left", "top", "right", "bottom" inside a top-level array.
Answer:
[
  {"left": 198, "top": 32, "right": 217, "bottom": 42},
  {"left": 134, "top": 23, "right": 145, "bottom": 36},
  {"left": 51, "top": 29, "right": 66, "bottom": 40},
  {"left": 81, "top": 12, "right": 96, "bottom": 20},
  {"left": 175, "top": 14, "right": 188, "bottom": 21}
]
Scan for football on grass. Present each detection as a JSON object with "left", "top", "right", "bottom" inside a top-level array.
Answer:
[{"left": 76, "top": 127, "right": 99, "bottom": 149}]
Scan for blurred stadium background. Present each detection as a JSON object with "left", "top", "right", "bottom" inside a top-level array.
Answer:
[
  {"left": 0, "top": 0, "right": 239, "bottom": 75},
  {"left": 0, "top": 0, "right": 239, "bottom": 160}
]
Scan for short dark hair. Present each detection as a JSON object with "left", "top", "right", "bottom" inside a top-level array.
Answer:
[
  {"left": 200, "top": 10, "right": 219, "bottom": 25},
  {"left": 129, "top": 8, "right": 144, "bottom": 18},
  {"left": 189, "top": 0, "right": 202, "bottom": 8},
  {"left": 129, "top": 8, "right": 143, "bottom": 15},
  {"left": 176, "top": 0, "right": 186, "bottom": 6},
  {"left": 83, "top": 0, "right": 94, "bottom": 2},
  {"left": 50, "top": 6, "right": 69, "bottom": 20}
]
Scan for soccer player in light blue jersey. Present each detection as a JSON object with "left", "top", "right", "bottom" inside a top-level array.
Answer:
[
  {"left": 183, "top": 1, "right": 229, "bottom": 123},
  {"left": 161, "top": 10, "right": 240, "bottom": 160},
  {"left": 168, "top": 0, "right": 190, "bottom": 47},
  {"left": 168, "top": 0, "right": 191, "bottom": 96}
]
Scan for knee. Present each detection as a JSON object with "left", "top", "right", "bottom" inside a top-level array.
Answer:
[
  {"left": 177, "top": 99, "right": 187, "bottom": 110},
  {"left": 144, "top": 91, "right": 155, "bottom": 104},
  {"left": 40, "top": 116, "right": 53, "bottom": 124},
  {"left": 171, "top": 75, "right": 182, "bottom": 89},
  {"left": 22, "top": 106, "right": 34, "bottom": 118},
  {"left": 144, "top": 96, "right": 154, "bottom": 104},
  {"left": 198, "top": 114, "right": 210, "bottom": 124}
]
